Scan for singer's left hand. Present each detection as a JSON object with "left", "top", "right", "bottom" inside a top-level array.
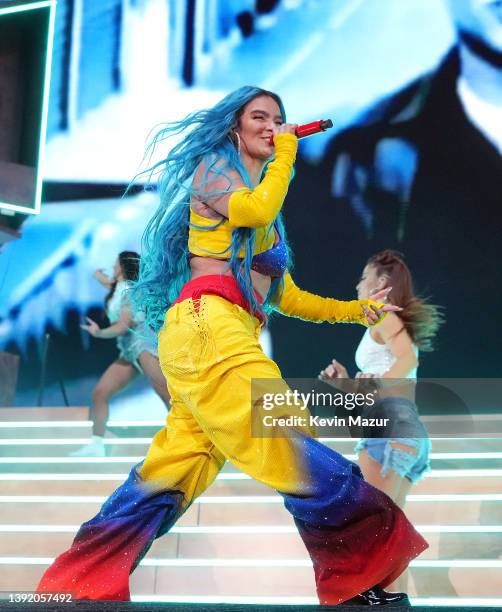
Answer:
[{"left": 362, "top": 287, "right": 402, "bottom": 325}]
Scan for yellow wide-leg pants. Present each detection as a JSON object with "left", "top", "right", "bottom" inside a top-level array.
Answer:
[{"left": 38, "top": 293, "right": 427, "bottom": 602}]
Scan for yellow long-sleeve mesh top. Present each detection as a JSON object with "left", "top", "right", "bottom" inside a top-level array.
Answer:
[{"left": 188, "top": 133, "right": 384, "bottom": 326}]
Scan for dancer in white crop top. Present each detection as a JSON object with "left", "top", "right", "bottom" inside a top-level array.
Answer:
[
  {"left": 320, "top": 250, "right": 442, "bottom": 507},
  {"left": 355, "top": 327, "right": 418, "bottom": 379}
]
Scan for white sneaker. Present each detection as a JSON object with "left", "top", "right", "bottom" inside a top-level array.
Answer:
[{"left": 69, "top": 435, "right": 106, "bottom": 457}]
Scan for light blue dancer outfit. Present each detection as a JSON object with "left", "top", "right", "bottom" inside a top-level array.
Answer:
[{"left": 106, "top": 280, "right": 158, "bottom": 372}]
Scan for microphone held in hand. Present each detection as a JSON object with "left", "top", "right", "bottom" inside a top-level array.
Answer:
[{"left": 270, "top": 119, "right": 333, "bottom": 145}]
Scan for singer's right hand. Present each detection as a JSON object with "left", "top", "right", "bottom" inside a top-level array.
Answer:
[{"left": 274, "top": 123, "right": 298, "bottom": 137}]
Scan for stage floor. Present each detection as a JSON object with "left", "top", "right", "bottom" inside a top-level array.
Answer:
[{"left": 0, "top": 407, "right": 501, "bottom": 608}]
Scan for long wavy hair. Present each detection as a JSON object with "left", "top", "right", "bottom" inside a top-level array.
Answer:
[
  {"left": 104, "top": 251, "right": 140, "bottom": 308},
  {"left": 367, "top": 250, "right": 443, "bottom": 351},
  {"left": 130, "top": 86, "right": 292, "bottom": 331}
]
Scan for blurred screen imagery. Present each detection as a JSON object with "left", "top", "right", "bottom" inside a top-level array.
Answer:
[{"left": 0, "top": 0, "right": 501, "bottom": 403}]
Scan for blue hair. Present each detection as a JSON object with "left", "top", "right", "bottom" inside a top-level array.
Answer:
[{"left": 130, "top": 86, "right": 293, "bottom": 332}]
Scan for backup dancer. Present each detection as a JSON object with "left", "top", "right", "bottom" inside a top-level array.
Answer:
[
  {"left": 320, "top": 250, "right": 442, "bottom": 505},
  {"left": 72, "top": 251, "right": 170, "bottom": 456},
  {"left": 38, "top": 87, "right": 427, "bottom": 603},
  {"left": 320, "top": 250, "right": 442, "bottom": 592}
]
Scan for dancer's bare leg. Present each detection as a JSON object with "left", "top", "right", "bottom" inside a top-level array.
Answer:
[
  {"left": 358, "top": 449, "right": 404, "bottom": 502},
  {"left": 70, "top": 359, "right": 137, "bottom": 457},
  {"left": 358, "top": 444, "right": 416, "bottom": 593},
  {"left": 391, "top": 477, "right": 413, "bottom": 592},
  {"left": 358, "top": 442, "right": 417, "bottom": 503},
  {"left": 138, "top": 351, "right": 171, "bottom": 409},
  {"left": 91, "top": 359, "right": 138, "bottom": 435}
]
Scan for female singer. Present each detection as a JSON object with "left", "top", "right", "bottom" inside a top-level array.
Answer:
[{"left": 38, "top": 87, "right": 427, "bottom": 604}]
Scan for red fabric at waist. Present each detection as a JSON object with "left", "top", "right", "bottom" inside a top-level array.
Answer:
[{"left": 173, "top": 275, "right": 264, "bottom": 322}]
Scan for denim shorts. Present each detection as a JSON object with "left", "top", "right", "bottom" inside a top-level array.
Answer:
[
  {"left": 355, "top": 396, "right": 431, "bottom": 483},
  {"left": 355, "top": 436, "right": 432, "bottom": 484}
]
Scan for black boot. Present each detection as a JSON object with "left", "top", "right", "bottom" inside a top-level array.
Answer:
[{"left": 344, "top": 585, "right": 410, "bottom": 606}]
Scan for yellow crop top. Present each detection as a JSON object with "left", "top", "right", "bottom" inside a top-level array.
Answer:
[
  {"left": 188, "top": 133, "right": 297, "bottom": 260},
  {"left": 188, "top": 208, "right": 276, "bottom": 259},
  {"left": 187, "top": 133, "right": 387, "bottom": 327}
]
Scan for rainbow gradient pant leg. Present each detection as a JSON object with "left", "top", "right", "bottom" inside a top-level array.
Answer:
[
  {"left": 36, "top": 395, "right": 225, "bottom": 600},
  {"left": 38, "top": 295, "right": 427, "bottom": 602}
]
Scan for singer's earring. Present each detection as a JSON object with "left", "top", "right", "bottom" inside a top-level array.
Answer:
[{"left": 234, "top": 131, "right": 241, "bottom": 154}]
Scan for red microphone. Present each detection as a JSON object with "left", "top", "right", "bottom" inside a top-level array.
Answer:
[{"left": 269, "top": 119, "right": 333, "bottom": 145}]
